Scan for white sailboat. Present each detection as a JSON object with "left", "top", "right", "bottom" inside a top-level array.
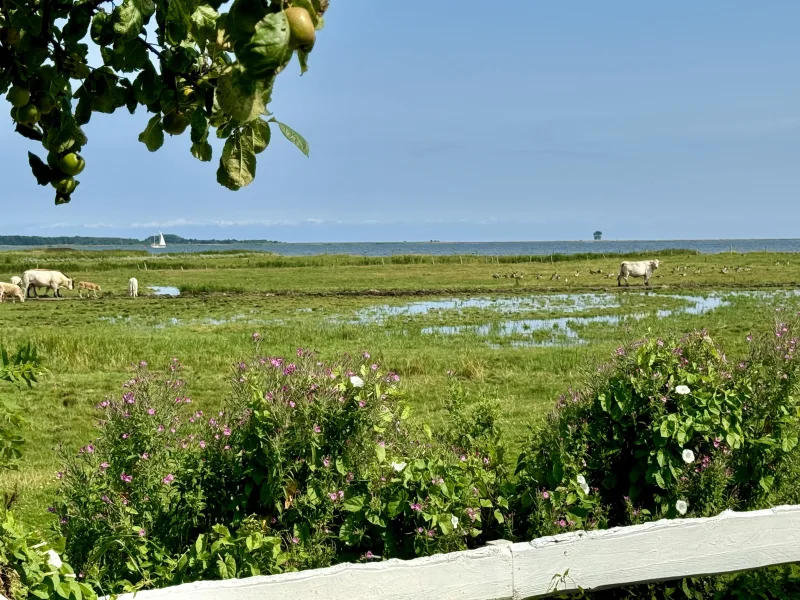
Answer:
[{"left": 150, "top": 232, "right": 166, "bottom": 249}]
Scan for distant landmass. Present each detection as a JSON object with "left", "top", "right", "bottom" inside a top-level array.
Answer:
[{"left": 0, "top": 235, "right": 282, "bottom": 246}]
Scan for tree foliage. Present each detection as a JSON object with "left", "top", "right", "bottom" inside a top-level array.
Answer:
[{"left": 0, "top": 0, "right": 329, "bottom": 204}]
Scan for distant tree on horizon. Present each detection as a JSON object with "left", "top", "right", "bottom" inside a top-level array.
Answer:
[{"left": 593, "top": 231, "right": 603, "bottom": 241}]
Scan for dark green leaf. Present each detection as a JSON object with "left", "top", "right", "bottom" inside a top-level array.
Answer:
[
  {"left": 274, "top": 119, "right": 309, "bottom": 156},
  {"left": 233, "top": 12, "right": 292, "bottom": 77},
  {"left": 138, "top": 115, "right": 164, "bottom": 152},
  {"left": 218, "top": 132, "right": 256, "bottom": 189},
  {"left": 342, "top": 495, "right": 365, "bottom": 513},
  {"left": 63, "top": 5, "right": 93, "bottom": 44},
  {"left": 113, "top": 0, "right": 156, "bottom": 40},
  {"left": 28, "top": 152, "right": 54, "bottom": 186},
  {"left": 245, "top": 119, "right": 270, "bottom": 154},
  {"left": 191, "top": 6, "right": 218, "bottom": 51},
  {"left": 190, "top": 109, "right": 209, "bottom": 143},
  {"left": 297, "top": 48, "right": 309, "bottom": 75},
  {"left": 166, "top": 0, "right": 194, "bottom": 45},
  {"left": 191, "top": 141, "right": 212, "bottom": 162},
  {"left": 15, "top": 124, "right": 43, "bottom": 142}
]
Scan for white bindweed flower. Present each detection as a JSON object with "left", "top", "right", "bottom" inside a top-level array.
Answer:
[
  {"left": 576, "top": 475, "right": 590, "bottom": 494},
  {"left": 46, "top": 549, "right": 62, "bottom": 569},
  {"left": 350, "top": 376, "right": 365, "bottom": 388},
  {"left": 682, "top": 449, "right": 695, "bottom": 464},
  {"left": 675, "top": 385, "right": 691, "bottom": 395},
  {"left": 675, "top": 500, "right": 688, "bottom": 515},
  {"left": 451, "top": 515, "right": 459, "bottom": 529},
  {"left": 391, "top": 461, "right": 407, "bottom": 472}
]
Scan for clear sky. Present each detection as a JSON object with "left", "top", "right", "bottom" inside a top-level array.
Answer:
[{"left": 2, "top": 1, "right": 799, "bottom": 242}]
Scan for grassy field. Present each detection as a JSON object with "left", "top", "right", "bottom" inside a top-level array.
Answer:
[{"left": 1, "top": 248, "right": 799, "bottom": 527}]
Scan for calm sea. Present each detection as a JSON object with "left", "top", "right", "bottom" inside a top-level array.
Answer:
[{"left": 1, "top": 239, "right": 799, "bottom": 256}]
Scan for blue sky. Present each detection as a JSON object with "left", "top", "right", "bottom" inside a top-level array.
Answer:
[{"left": 2, "top": 1, "right": 800, "bottom": 242}]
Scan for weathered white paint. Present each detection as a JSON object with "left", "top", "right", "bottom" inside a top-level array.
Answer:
[
  {"left": 111, "top": 545, "right": 514, "bottom": 600},
  {"left": 512, "top": 504, "right": 800, "bottom": 597},
  {"left": 106, "top": 505, "right": 800, "bottom": 600}
]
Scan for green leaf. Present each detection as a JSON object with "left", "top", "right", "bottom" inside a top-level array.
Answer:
[
  {"left": 759, "top": 475, "right": 774, "bottom": 493},
  {"left": 113, "top": 0, "right": 156, "bottom": 40},
  {"left": 245, "top": 119, "right": 271, "bottom": 154},
  {"left": 216, "top": 64, "right": 266, "bottom": 123},
  {"left": 28, "top": 152, "right": 54, "bottom": 186},
  {"left": 342, "top": 495, "right": 365, "bottom": 513},
  {"left": 138, "top": 115, "right": 164, "bottom": 152},
  {"left": 233, "top": 12, "right": 292, "bottom": 77},
  {"left": 494, "top": 509, "right": 504, "bottom": 524},
  {"left": 297, "top": 48, "right": 310, "bottom": 75},
  {"left": 218, "top": 132, "right": 257, "bottom": 190},
  {"left": 273, "top": 120, "right": 309, "bottom": 156},
  {"left": 654, "top": 471, "right": 666, "bottom": 489},
  {"left": 191, "top": 141, "right": 213, "bottom": 162},
  {"left": 191, "top": 110, "right": 209, "bottom": 144},
  {"left": 191, "top": 6, "right": 219, "bottom": 51},
  {"left": 375, "top": 443, "right": 386, "bottom": 463},
  {"left": 166, "top": 0, "right": 194, "bottom": 45}
]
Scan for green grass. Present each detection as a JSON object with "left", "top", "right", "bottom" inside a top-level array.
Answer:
[{"left": 1, "top": 249, "right": 799, "bottom": 528}]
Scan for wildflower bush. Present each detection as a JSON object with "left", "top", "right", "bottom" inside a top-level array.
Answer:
[
  {"left": 514, "top": 320, "right": 800, "bottom": 540},
  {"left": 54, "top": 345, "right": 505, "bottom": 594}
]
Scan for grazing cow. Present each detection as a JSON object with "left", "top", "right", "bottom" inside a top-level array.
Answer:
[
  {"left": 78, "top": 281, "right": 101, "bottom": 299},
  {"left": 128, "top": 277, "right": 138, "bottom": 298},
  {"left": 10, "top": 276, "right": 21, "bottom": 287},
  {"left": 22, "top": 269, "right": 74, "bottom": 298},
  {"left": 0, "top": 282, "right": 24, "bottom": 303},
  {"left": 617, "top": 259, "right": 660, "bottom": 287}
]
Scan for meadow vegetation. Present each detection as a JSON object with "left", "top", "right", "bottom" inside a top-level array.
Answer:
[{"left": 1, "top": 249, "right": 800, "bottom": 598}]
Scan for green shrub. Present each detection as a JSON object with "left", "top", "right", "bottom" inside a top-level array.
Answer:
[
  {"left": 54, "top": 346, "right": 505, "bottom": 594},
  {"left": 513, "top": 321, "right": 800, "bottom": 541}
]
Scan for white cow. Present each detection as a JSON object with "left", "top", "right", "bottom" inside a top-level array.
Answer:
[
  {"left": 10, "top": 276, "right": 21, "bottom": 287},
  {"left": 0, "top": 282, "right": 24, "bottom": 303},
  {"left": 128, "top": 277, "right": 139, "bottom": 298},
  {"left": 22, "top": 269, "right": 74, "bottom": 298},
  {"left": 618, "top": 259, "right": 660, "bottom": 287}
]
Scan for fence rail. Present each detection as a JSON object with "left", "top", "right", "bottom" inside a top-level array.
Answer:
[{"left": 108, "top": 505, "right": 800, "bottom": 600}]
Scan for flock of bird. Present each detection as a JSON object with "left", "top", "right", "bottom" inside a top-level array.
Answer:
[{"left": 490, "top": 263, "right": 769, "bottom": 283}]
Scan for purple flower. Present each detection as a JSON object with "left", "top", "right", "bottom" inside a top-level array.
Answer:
[
  {"left": 162, "top": 474, "right": 175, "bottom": 485},
  {"left": 409, "top": 503, "right": 422, "bottom": 512},
  {"left": 371, "top": 363, "right": 378, "bottom": 371},
  {"left": 100, "top": 462, "right": 109, "bottom": 471},
  {"left": 121, "top": 473, "right": 132, "bottom": 484},
  {"left": 56, "top": 471, "right": 64, "bottom": 479},
  {"left": 362, "top": 351, "right": 371, "bottom": 359},
  {"left": 322, "top": 457, "right": 331, "bottom": 468},
  {"left": 157, "top": 425, "right": 165, "bottom": 432},
  {"left": 417, "top": 527, "right": 424, "bottom": 534},
  {"left": 147, "top": 408, "right": 156, "bottom": 416},
  {"left": 542, "top": 491, "right": 550, "bottom": 500},
  {"left": 138, "top": 529, "right": 146, "bottom": 537},
  {"left": 223, "top": 427, "right": 231, "bottom": 436},
  {"left": 365, "top": 550, "right": 374, "bottom": 559},
  {"left": 313, "top": 425, "right": 321, "bottom": 433},
  {"left": 558, "top": 519, "right": 567, "bottom": 527},
  {"left": 102, "top": 495, "right": 111, "bottom": 504},
  {"left": 199, "top": 440, "right": 207, "bottom": 449},
  {"left": 140, "top": 453, "right": 149, "bottom": 460},
  {"left": 291, "top": 536, "right": 300, "bottom": 544},
  {"left": 252, "top": 332, "right": 261, "bottom": 341},
  {"left": 47, "top": 506, "right": 56, "bottom": 513},
  {"left": 289, "top": 401, "right": 296, "bottom": 408},
  {"left": 98, "top": 400, "right": 109, "bottom": 409},
  {"left": 121, "top": 433, "right": 129, "bottom": 440}
]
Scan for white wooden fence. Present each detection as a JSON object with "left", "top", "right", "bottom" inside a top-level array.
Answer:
[{"left": 105, "top": 505, "right": 800, "bottom": 599}]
